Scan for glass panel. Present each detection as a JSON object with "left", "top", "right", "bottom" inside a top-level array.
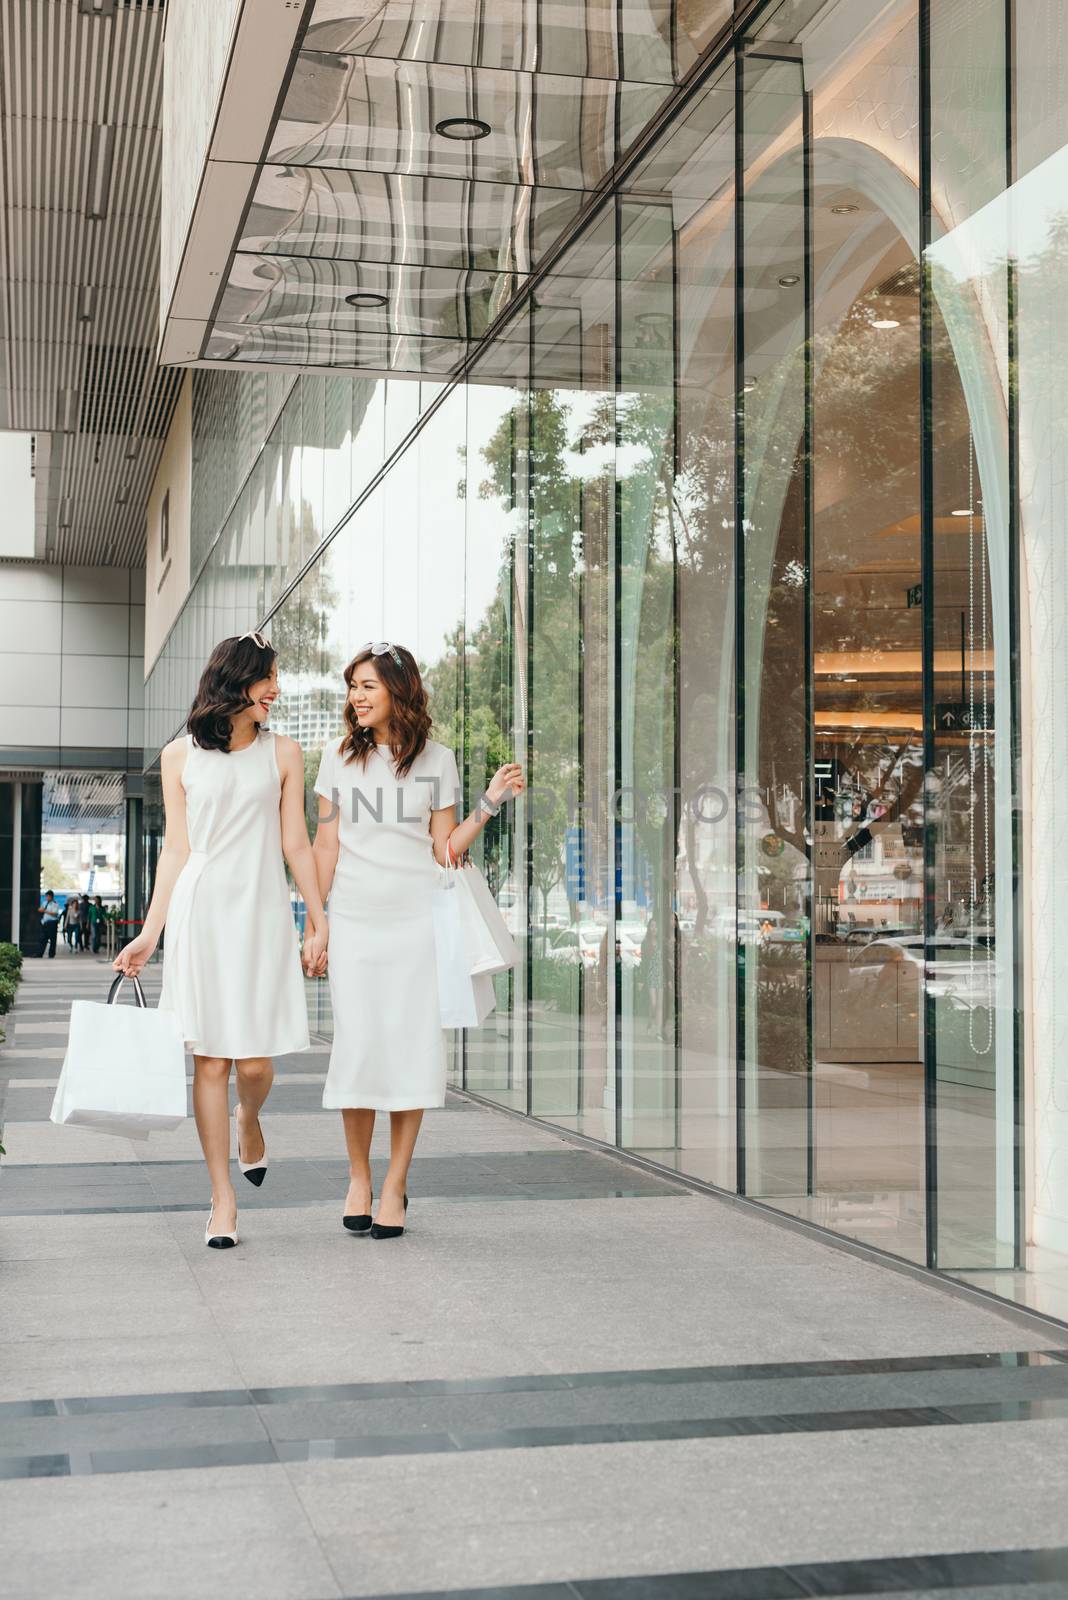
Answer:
[
  {"left": 241, "top": 168, "right": 585, "bottom": 276},
  {"left": 1013, "top": 0, "right": 1068, "bottom": 1316},
  {"left": 927, "top": 0, "right": 1015, "bottom": 1269},
  {"left": 526, "top": 212, "right": 616, "bottom": 1140},
  {"left": 634, "top": 60, "right": 737, "bottom": 1187},
  {"left": 464, "top": 369, "right": 524, "bottom": 1102},
  {"left": 738, "top": 45, "right": 810, "bottom": 1200},
  {"left": 617, "top": 196, "right": 677, "bottom": 1152},
  {"left": 271, "top": 54, "right": 665, "bottom": 192}
]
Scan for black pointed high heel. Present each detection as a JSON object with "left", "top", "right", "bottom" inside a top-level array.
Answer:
[
  {"left": 370, "top": 1194, "right": 408, "bottom": 1240},
  {"left": 343, "top": 1187, "right": 373, "bottom": 1234}
]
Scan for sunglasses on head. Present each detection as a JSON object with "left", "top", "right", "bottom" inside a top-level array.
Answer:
[
  {"left": 239, "top": 630, "right": 271, "bottom": 650},
  {"left": 358, "top": 640, "right": 402, "bottom": 667}
]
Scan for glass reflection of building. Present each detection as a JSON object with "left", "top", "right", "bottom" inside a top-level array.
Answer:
[{"left": 146, "top": 0, "right": 1068, "bottom": 1317}]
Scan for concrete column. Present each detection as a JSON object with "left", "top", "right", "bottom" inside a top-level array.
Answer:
[{"left": 10, "top": 781, "right": 20, "bottom": 947}]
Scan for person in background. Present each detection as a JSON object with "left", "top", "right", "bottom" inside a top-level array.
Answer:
[
  {"left": 89, "top": 895, "right": 106, "bottom": 954},
  {"left": 63, "top": 895, "right": 81, "bottom": 950},
  {"left": 78, "top": 895, "right": 91, "bottom": 953},
  {"left": 38, "top": 890, "right": 61, "bottom": 959}
]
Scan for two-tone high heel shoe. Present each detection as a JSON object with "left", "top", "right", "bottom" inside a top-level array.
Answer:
[
  {"left": 370, "top": 1193, "right": 408, "bottom": 1241},
  {"left": 205, "top": 1204, "right": 238, "bottom": 1249},
  {"left": 235, "top": 1105, "right": 268, "bottom": 1187}
]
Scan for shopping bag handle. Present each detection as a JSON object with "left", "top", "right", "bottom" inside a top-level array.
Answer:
[{"left": 106, "top": 973, "right": 148, "bottom": 1009}]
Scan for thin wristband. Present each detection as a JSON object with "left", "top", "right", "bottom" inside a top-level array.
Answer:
[{"left": 478, "top": 791, "right": 501, "bottom": 818}]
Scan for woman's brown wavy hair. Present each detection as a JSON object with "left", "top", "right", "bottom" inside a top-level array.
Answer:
[
  {"left": 187, "top": 635, "right": 277, "bottom": 752},
  {"left": 340, "top": 645, "right": 431, "bottom": 777}
]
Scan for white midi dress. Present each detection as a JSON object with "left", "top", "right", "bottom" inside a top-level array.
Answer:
[
  {"left": 158, "top": 731, "right": 310, "bottom": 1059},
  {"left": 314, "top": 737, "right": 460, "bottom": 1110}
]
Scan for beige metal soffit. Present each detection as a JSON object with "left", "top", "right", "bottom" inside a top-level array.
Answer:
[{"left": 158, "top": 0, "right": 316, "bottom": 367}]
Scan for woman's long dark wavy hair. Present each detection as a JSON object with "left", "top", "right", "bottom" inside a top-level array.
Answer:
[
  {"left": 187, "top": 635, "right": 277, "bottom": 752},
  {"left": 340, "top": 645, "right": 431, "bottom": 777}
]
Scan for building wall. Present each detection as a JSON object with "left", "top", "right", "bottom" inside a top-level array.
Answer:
[
  {"left": 0, "top": 565, "right": 144, "bottom": 766},
  {"left": 145, "top": 374, "right": 192, "bottom": 673},
  {"left": 144, "top": 1, "right": 1068, "bottom": 1304}
]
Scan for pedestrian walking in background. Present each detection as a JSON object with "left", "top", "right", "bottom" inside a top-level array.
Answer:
[
  {"left": 63, "top": 895, "right": 80, "bottom": 951},
  {"left": 312, "top": 641, "right": 522, "bottom": 1240},
  {"left": 89, "top": 895, "right": 106, "bottom": 953},
  {"left": 114, "top": 632, "right": 329, "bottom": 1249},
  {"left": 38, "top": 891, "right": 61, "bottom": 959},
  {"left": 78, "top": 895, "right": 91, "bottom": 953}
]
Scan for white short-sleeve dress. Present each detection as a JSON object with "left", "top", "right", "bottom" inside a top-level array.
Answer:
[
  {"left": 159, "top": 731, "right": 310, "bottom": 1059},
  {"left": 314, "top": 736, "right": 461, "bottom": 1109}
]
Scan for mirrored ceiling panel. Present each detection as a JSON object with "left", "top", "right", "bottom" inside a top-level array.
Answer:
[
  {"left": 270, "top": 54, "right": 666, "bottom": 191},
  {"left": 304, "top": 0, "right": 712, "bottom": 84},
  {"left": 239, "top": 166, "right": 586, "bottom": 274},
  {"left": 218, "top": 254, "right": 522, "bottom": 343}
]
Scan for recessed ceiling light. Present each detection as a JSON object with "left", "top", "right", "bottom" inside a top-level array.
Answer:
[
  {"left": 951, "top": 507, "right": 980, "bottom": 516},
  {"left": 871, "top": 318, "right": 899, "bottom": 329},
  {"left": 636, "top": 311, "right": 672, "bottom": 328},
  {"left": 832, "top": 203, "right": 859, "bottom": 214},
  {"left": 778, "top": 274, "right": 800, "bottom": 286},
  {"left": 345, "top": 290, "right": 388, "bottom": 309},
  {"left": 435, "top": 117, "right": 491, "bottom": 141}
]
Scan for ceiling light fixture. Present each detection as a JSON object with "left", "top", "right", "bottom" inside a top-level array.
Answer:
[
  {"left": 778, "top": 274, "right": 800, "bottom": 286},
  {"left": 86, "top": 122, "right": 115, "bottom": 220},
  {"left": 435, "top": 116, "right": 491, "bottom": 141},
  {"left": 345, "top": 290, "right": 388, "bottom": 309},
  {"left": 951, "top": 507, "right": 980, "bottom": 516},
  {"left": 831, "top": 203, "right": 859, "bottom": 214},
  {"left": 871, "top": 318, "right": 899, "bottom": 330}
]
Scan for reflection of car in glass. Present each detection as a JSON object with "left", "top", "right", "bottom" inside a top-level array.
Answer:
[
  {"left": 848, "top": 934, "right": 995, "bottom": 1008},
  {"left": 546, "top": 923, "right": 603, "bottom": 968}
]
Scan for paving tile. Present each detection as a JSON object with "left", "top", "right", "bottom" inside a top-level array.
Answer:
[{"left": 0, "top": 1464, "right": 342, "bottom": 1599}]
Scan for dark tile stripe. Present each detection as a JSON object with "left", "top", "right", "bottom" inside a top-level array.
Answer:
[
  {"left": 333, "top": 1546, "right": 1068, "bottom": 1600},
  {"left": 2, "top": 1394, "right": 1067, "bottom": 1478},
  {"left": 2, "top": 1351, "right": 1061, "bottom": 1421}
]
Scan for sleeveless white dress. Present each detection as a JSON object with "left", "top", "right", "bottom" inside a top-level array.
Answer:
[
  {"left": 314, "top": 737, "right": 460, "bottom": 1109},
  {"left": 159, "top": 730, "right": 310, "bottom": 1059}
]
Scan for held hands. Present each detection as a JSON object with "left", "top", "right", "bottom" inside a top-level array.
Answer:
[
  {"left": 112, "top": 932, "right": 157, "bottom": 980},
  {"left": 487, "top": 763, "right": 525, "bottom": 806},
  {"left": 302, "top": 922, "right": 329, "bottom": 978}
]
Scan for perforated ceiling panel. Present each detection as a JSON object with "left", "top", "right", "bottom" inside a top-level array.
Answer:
[{"left": 0, "top": 0, "right": 182, "bottom": 567}]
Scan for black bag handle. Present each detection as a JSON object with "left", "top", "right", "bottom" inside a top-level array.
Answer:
[{"left": 106, "top": 973, "right": 147, "bottom": 1009}]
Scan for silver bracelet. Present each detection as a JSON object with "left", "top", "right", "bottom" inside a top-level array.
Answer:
[{"left": 478, "top": 791, "right": 501, "bottom": 818}]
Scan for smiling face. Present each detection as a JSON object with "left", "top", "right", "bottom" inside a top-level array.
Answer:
[
  {"left": 247, "top": 663, "right": 279, "bottom": 725},
  {"left": 348, "top": 658, "right": 392, "bottom": 739}
]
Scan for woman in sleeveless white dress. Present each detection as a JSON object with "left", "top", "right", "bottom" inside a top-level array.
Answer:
[
  {"left": 115, "top": 634, "right": 328, "bottom": 1248},
  {"left": 312, "top": 642, "right": 523, "bottom": 1239}
]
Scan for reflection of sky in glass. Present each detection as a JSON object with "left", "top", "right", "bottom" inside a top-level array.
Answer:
[{"left": 928, "top": 141, "right": 1068, "bottom": 283}]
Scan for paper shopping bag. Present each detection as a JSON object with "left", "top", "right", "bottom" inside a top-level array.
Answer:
[
  {"left": 431, "top": 866, "right": 497, "bottom": 1027},
  {"left": 455, "top": 860, "right": 519, "bottom": 976},
  {"left": 50, "top": 975, "right": 187, "bottom": 1141}
]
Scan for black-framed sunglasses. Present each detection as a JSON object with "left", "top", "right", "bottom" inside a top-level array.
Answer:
[{"left": 358, "top": 640, "right": 402, "bottom": 667}]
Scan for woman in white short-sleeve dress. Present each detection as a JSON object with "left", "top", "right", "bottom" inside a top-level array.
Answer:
[
  {"left": 115, "top": 633, "right": 329, "bottom": 1249},
  {"left": 312, "top": 642, "right": 523, "bottom": 1239}
]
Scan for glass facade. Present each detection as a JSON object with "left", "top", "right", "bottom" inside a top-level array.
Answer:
[{"left": 147, "top": 0, "right": 1068, "bottom": 1304}]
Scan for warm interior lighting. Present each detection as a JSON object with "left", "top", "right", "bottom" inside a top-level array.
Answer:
[{"left": 871, "top": 318, "right": 900, "bottom": 329}]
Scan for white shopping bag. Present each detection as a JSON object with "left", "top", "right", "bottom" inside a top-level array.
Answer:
[
  {"left": 50, "top": 975, "right": 187, "bottom": 1141},
  {"left": 431, "top": 863, "right": 497, "bottom": 1028},
  {"left": 454, "top": 859, "right": 518, "bottom": 977}
]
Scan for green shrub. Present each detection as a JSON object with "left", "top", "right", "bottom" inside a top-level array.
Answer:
[
  {"left": 0, "top": 941, "right": 23, "bottom": 975},
  {"left": 0, "top": 973, "right": 16, "bottom": 1015}
]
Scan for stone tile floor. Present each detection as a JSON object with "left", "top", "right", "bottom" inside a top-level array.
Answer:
[{"left": 2, "top": 957, "right": 1068, "bottom": 1598}]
